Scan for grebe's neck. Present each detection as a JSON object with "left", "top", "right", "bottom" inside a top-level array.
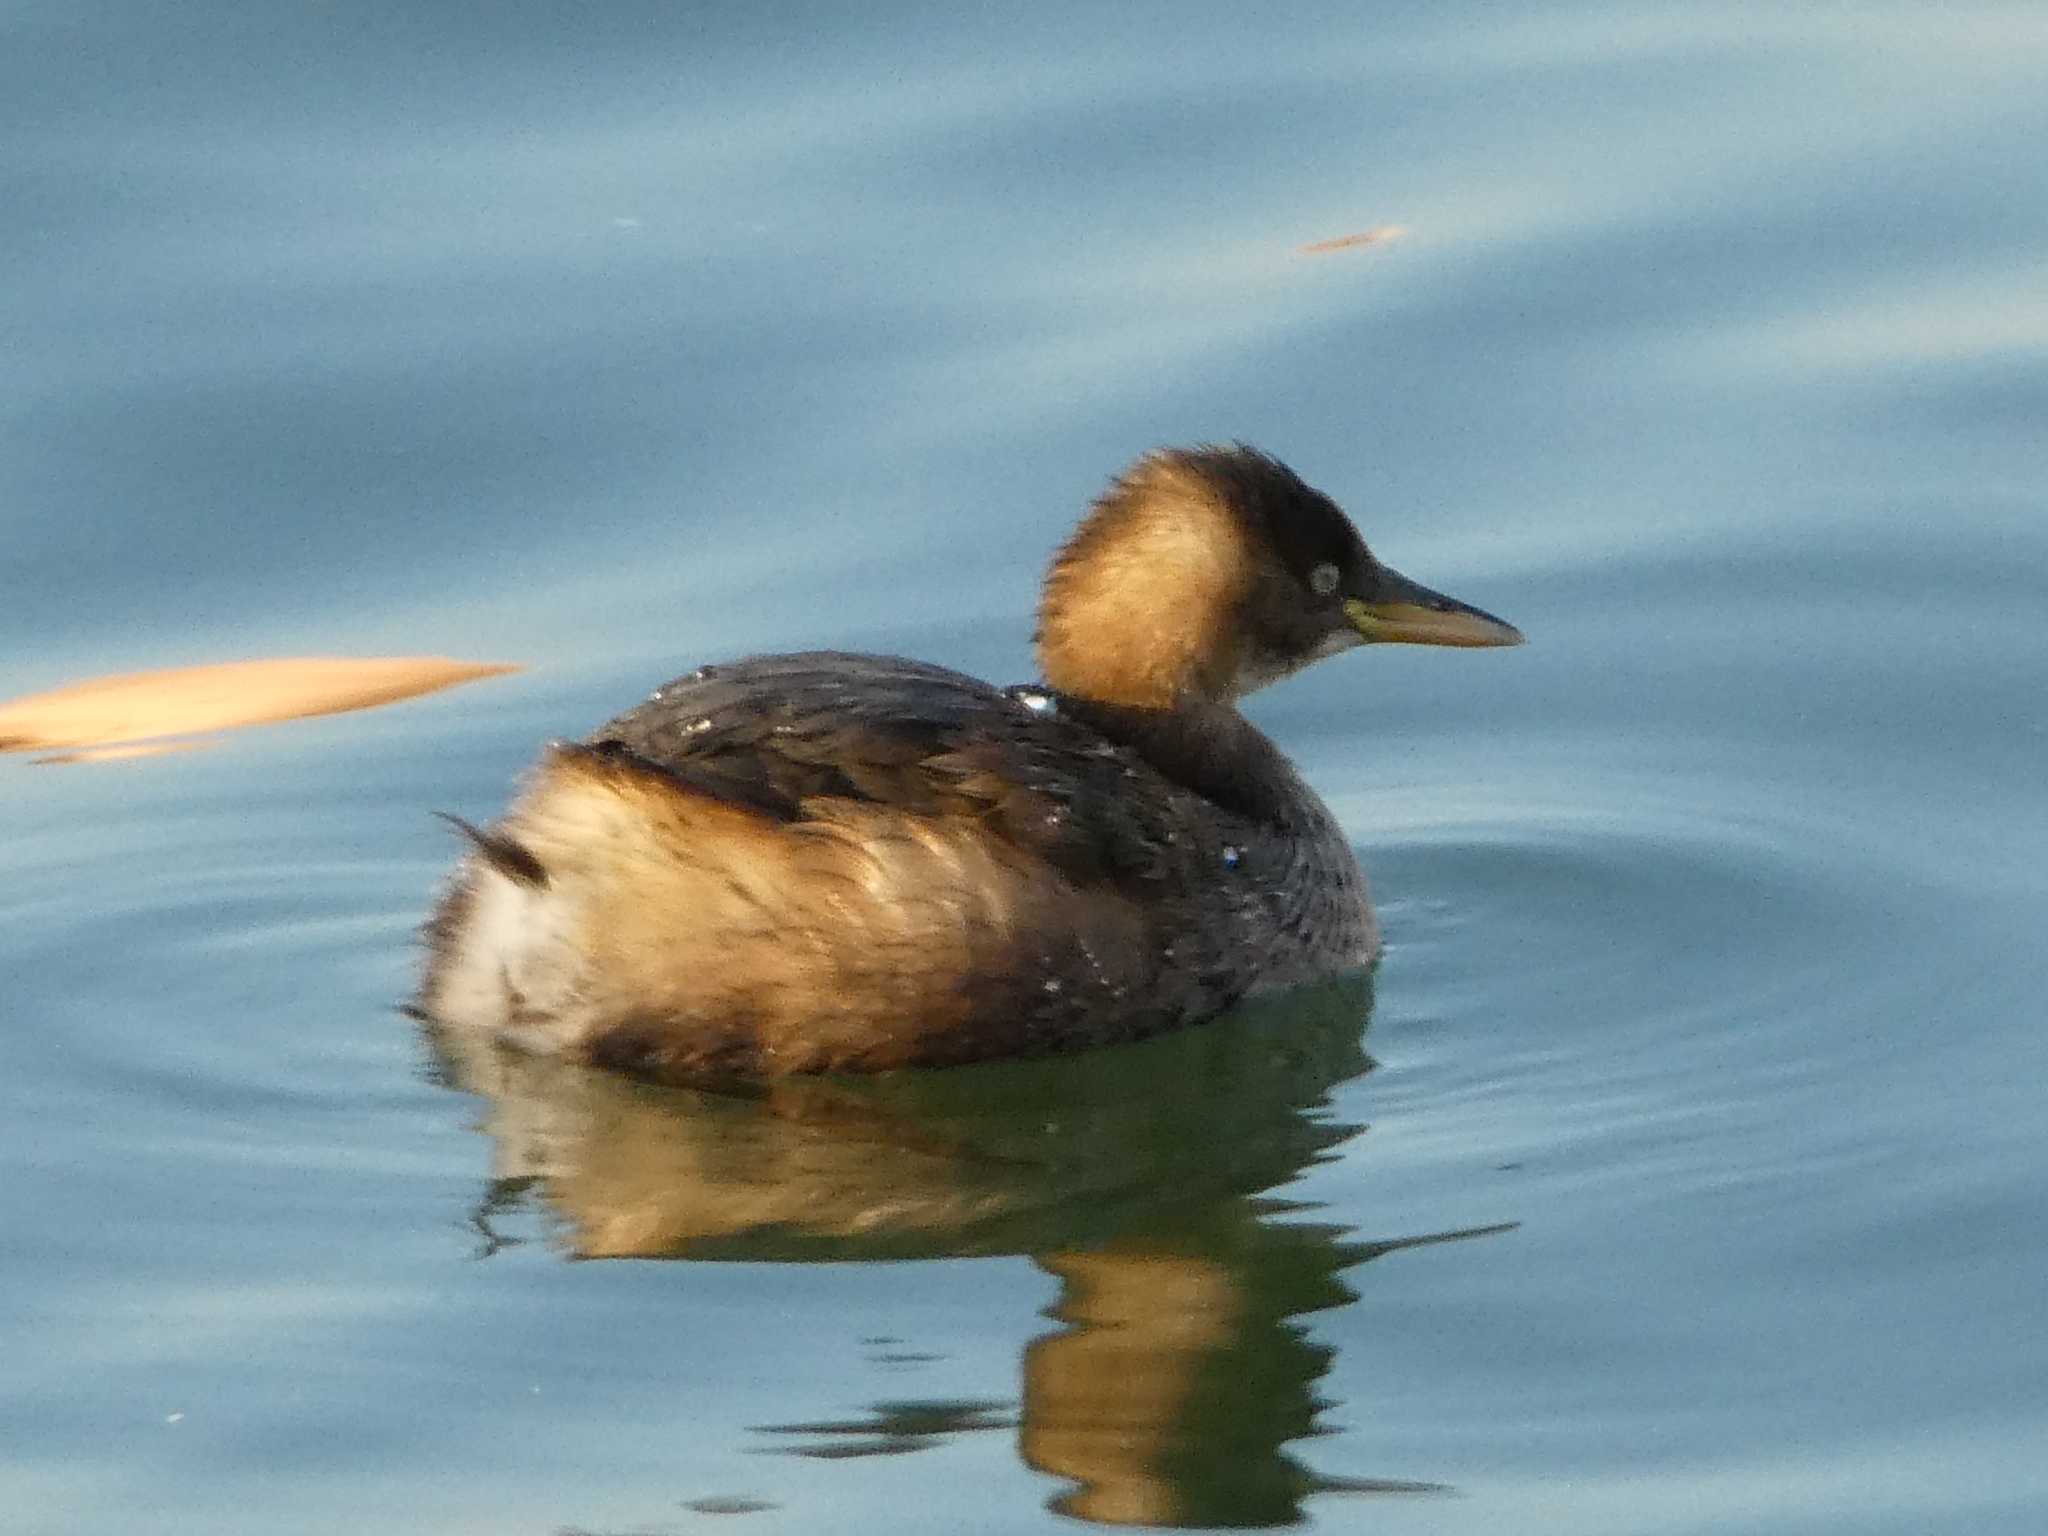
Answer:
[{"left": 1053, "top": 694, "right": 1310, "bottom": 830}]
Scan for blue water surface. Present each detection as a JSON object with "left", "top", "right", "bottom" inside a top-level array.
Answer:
[{"left": 5, "top": 4, "right": 2046, "bottom": 1532}]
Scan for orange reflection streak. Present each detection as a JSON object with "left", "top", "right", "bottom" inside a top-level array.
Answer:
[
  {"left": 31, "top": 740, "right": 213, "bottom": 766},
  {"left": 0, "top": 656, "right": 520, "bottom": 756},
  {"left": 1296, "top": 225, "right": 1409, "bottom": 255}
]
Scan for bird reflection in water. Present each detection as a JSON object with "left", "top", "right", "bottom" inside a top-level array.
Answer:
[{"left": 421, "top": 973, "right": 1511, "bottom": 1527}]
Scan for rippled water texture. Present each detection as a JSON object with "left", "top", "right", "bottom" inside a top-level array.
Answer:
[{"left": 6, "top": 5, "right": 2046, "bottom": 1533}]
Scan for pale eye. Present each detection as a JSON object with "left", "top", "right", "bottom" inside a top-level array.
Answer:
[{"left": 1308, "top": 561, "right": 1340, "bottom": 597}]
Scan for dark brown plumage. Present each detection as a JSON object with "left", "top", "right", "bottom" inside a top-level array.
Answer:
[{"left": 418, "top": 445, "right": 1520, "bottom": 1079}]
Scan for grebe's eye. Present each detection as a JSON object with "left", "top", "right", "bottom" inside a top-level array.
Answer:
[{"left": 1308, "top": 561, "right": 1340, "bottom": 598}]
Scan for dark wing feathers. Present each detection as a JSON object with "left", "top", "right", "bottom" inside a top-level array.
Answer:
[
  {"left": 437, "top": 811, "right": 549, "bottom": 886},
  {"left": 590, "top": 653, "right": 1006, "bottom": 820},
  {"left": 586, "top": 652, "right": 1188, "bottom": 887}
]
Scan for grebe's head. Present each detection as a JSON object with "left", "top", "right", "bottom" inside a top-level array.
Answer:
[{"left": 1035, "top": 444, "right": 1522, "bottom": 709}]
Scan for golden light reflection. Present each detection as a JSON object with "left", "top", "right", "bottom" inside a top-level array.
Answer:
[
  {"left": 30, "top": 740, "right": 213, "bottom": 766},
  {"left": 0, "top": 656, "right": 519, "bottom": 760},
  {"left": 1297, "top": 226, "right": 1409, "bottom": 255}
]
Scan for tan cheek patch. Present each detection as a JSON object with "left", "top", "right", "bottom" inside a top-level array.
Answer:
[{"left": 1039, "top": 486, "right": 1248, "bottom": 708}]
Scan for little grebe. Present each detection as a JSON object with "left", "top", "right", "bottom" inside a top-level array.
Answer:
[{"left": 420, "top": 445, "right": 1521, "bottom": 1077}]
